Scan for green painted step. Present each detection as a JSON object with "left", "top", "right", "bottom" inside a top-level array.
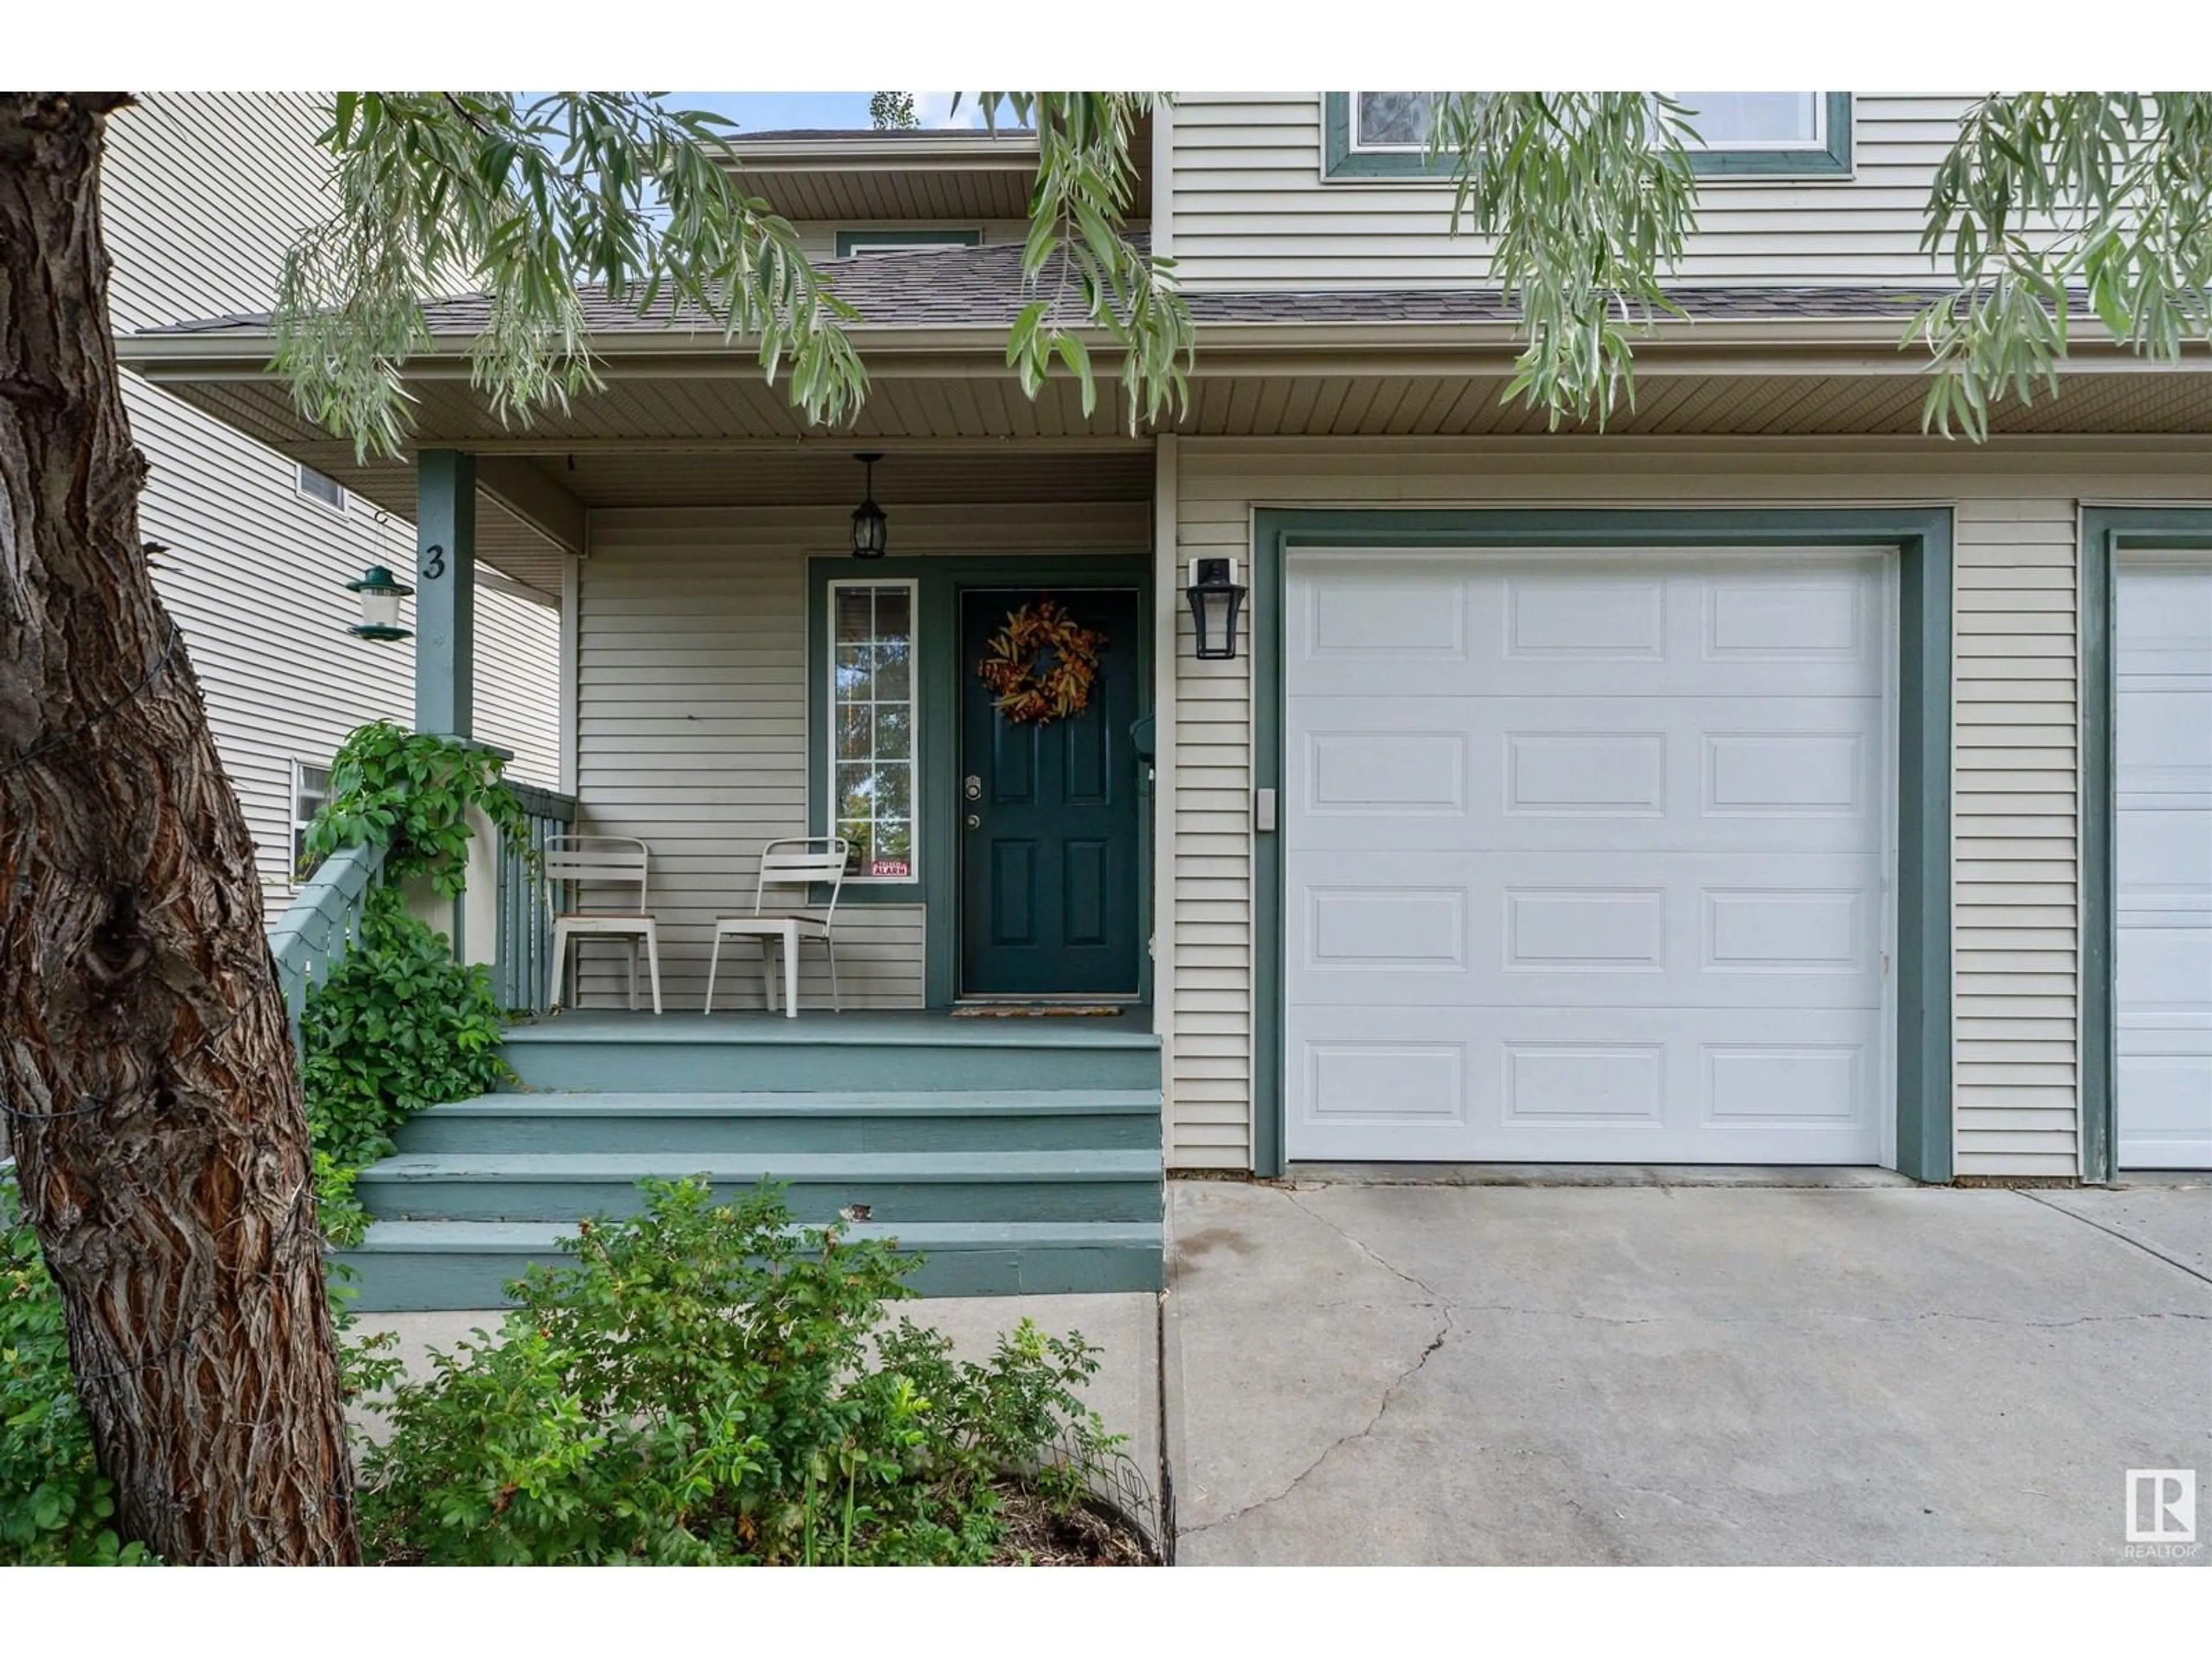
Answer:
[
  {"left": 354, "top": 1150, "right": 1163, "bottom": 1226},
  {"left": 498, "top": 1014, "right": 1161, "bottom": 1094},
  {"left": 396, "top": 1090, "right": 1162, "bottom": 1154},
  {"left": 332, "top": 1219, "right": 1164, "bottom": 1309}
]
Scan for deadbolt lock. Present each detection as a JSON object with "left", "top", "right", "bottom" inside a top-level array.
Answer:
[{"left": 964, "top": 774, "right": 983, "bottom": 801}]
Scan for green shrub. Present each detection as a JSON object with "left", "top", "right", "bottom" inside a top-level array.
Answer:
[
  {"left": 0, "top": 1174, "right": 154, "bottom": 1566},
  {"left": 356, "top": 1177, "right": 1129, "bottom": 1566}
]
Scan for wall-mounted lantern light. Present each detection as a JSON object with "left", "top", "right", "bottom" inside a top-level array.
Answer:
[
  {"left": 344, "top": 565, "right": 414, "bottom": 642},
  {"left": 850, "top": 451, "right": 888, "bottom": 559},
  {"left": 1186, "top": 556, "right": 1247, "bottom": 661}
]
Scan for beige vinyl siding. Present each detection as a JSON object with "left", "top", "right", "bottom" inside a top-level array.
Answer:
[
  {"left": 1164, "top": 436, "right": 2212, "bottom": 1177},
  {"left": 103, "top": 94, "right": 560, "bottom": 895},
  {"left": 474, "top": 582, "right": 563, "bottom": 789},
  {"left": 101, "top": 93, "right": 332, "bottom": 334},
  {"left": 124, "top": 378, "right": 416, "bottom": 895},
  {"left": 1166, "top": 93, "right": 1987, "bottom": 289},
  {"left": 571, "top": 500, "right": 1149, "bottom": 1010}
]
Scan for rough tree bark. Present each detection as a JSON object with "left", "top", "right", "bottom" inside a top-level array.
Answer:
[{"left": 0, "top": 92, "right": 358, "bottom": 1564}]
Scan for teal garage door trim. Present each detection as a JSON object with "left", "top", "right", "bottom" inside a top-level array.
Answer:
[{"left": 1252, "top": 507, "right": 1955, "bottom": 1181}]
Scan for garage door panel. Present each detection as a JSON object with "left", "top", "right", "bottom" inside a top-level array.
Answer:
[
  {"left": 1289, "top": 694, "right": 1886, "bottom": 854},
  {"left": 1285, "top": 548, "right": 1890, "bottom": 1165},
  {"left": 2116, "top": 921, "right": 2212, "bottom": 1012},
  {"left": 2118, "top": 1057, "right": 2212, "bottom": 1167},
  {"left": 1289, "top": 553, "right": 1886, "bottom": 701},
  {"left": 2116, "top": 553, "right": 2212, "bottom": 1169},
  {"left": 1287, "top": 1003, "right": 1884, "bottom": 1164},
  {"left": 1286, "top": 850, "right": 1884, "bottom": 1009}
]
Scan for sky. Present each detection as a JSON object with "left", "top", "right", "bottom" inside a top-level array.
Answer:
[{"left": 664, "top": 92, "right": 982, "bottom": 132}]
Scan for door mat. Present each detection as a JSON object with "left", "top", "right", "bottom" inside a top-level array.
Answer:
[{"left": 949, "top": 1003, "right": 1127, "bottom": 1018}]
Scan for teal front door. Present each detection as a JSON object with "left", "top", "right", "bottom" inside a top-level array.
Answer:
[{"left": 959, "top": 588, "right": 1143, "bottom": 997}]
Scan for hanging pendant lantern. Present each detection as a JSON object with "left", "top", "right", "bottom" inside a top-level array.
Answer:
[{"left": 850, "top": 451, "right": 888, "bottom": 558}]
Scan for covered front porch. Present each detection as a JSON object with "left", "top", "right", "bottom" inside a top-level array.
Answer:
[
  {"left": 406, "top": 441, "right": 1169, "bottom": 1022},
  {"left": 264, "top": 435, "right": 1175, "bottom": 1310}
]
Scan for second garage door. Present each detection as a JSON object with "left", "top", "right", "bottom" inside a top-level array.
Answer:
[
  {"left": 2116, "top": 552, "right": 2212, "bottom": 1169},
  {"left": 1284, "top": 549, "right": 1893, "bottom": 1164}
]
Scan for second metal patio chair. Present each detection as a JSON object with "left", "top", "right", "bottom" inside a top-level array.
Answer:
[{"left": 703, "top": 836, "right": 851, "bottom": 1018}]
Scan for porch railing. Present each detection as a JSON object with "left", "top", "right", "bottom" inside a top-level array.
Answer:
[
  {"left": 266, "top": 838, "right": 388, "bottom": 1048},
  {"left": 495, "top": 781, "right": 578, "bottom": 1016}
]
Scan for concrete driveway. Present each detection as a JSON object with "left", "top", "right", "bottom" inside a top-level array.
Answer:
[{"left": 1165, "top": 1177, "right": 2210, "bottom": 1565}]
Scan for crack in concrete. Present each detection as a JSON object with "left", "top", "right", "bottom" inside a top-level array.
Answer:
[
  {"left": 1177, "top": 1191, "right": 1458, "bottom": 1540},
  {"left": 2016, "top": 1190, "right": 2212, "bottom": 1288}
]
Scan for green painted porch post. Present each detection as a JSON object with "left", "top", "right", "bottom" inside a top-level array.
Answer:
[{"left": 413, "top": 448, "right": 476, "bottom": 740}]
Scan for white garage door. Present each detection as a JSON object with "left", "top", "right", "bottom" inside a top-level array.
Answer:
[
  {"left": 2116, "top": 553, "right": 2212, "bottom": 1169},
  {"left": 1284, "top": 550, "right": 1893, "bottom": 1164}
]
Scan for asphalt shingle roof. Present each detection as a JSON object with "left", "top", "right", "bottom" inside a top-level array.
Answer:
[{"left": 143, "top": 238, "right": 1983, "bottom": 341}]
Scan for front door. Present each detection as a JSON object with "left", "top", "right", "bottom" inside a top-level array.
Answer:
[{"left": 959, "top": 588, "right": 1142, "bottom": 997}]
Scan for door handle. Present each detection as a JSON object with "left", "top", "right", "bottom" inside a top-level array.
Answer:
[{"left": 966, "top": 813, "right": 982, "bottom": 830}]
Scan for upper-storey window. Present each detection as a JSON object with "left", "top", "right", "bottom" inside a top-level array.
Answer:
[
  {"left": 1325, "top": 92, "right": 1853, "bottom": 180},
  {"left": 835, "top": 228, "right": 984, "bottom": 257},
  {"left": 296, "top": 463, "right": 348, "bottom": 512}
]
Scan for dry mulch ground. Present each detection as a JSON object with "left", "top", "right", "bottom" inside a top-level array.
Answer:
[{"left": 991, "top": 1482, "right": 1158, "bottom": 1565}]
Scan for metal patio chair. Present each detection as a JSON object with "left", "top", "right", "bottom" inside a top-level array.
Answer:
[
  {"left": 703, "top": 836, "right": 851, "bottom": 1018},
  {"left": 545, "top": 834, "right": 664, "bottom": 1015}
]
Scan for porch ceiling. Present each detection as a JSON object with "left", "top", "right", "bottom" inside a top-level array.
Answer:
[
  {"left": 121, "top": 312, "right": 2212, "bottom": 587},
  {"left": 135, "top": 357, "right": 2212, "bottom": 467}
]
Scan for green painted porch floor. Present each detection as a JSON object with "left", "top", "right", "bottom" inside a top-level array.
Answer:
[{"left": 503, "top": 1007, "right": 1159, "bottom": 1048}]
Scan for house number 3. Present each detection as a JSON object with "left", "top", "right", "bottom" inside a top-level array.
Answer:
[{"left": 421, "top": 544, "right": 447, "bottom": 581}]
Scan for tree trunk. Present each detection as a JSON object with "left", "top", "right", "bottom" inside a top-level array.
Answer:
[{"left": 0, "top": 93, "right": 358, "bottom": 1565}]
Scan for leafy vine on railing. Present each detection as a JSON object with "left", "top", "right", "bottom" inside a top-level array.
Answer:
[
  {"left": 300, "top": 722, "right": 535, "bottom": 1245},
  {"left": 304, "top": 719, "right": 539, "bottom": 895}
]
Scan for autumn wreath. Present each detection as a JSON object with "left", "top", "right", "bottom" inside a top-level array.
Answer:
[{"left": 975, "top": 599, "right": 1107, "bottom": 725}]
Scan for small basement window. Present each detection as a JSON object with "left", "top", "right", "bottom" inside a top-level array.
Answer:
[
  {"left": 827, "top": 580, "right": 918, "bottom": 882},
  {"left": 1323, "top": 92, "right": 1853, "bottom": 179},
  {"left": 292, "top": 759, "right": 333, "bottom": 882},
  {"left": 835, "top": 228, "right": 983, "bottom": 257},
  {"left": 297, "top": 464, "right": 347, "bottom": 512}
]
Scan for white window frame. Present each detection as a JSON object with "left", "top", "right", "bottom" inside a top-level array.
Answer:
[
  {"left": 1349, "top": 91, "right": 1437, "bottom": 153},
  {"left": 824, "top": 577, "right": 921, "bottom": 886},
  {"left": 1342, "top": 91, "right": 1838, "bottom": 157},
  {"left": 1664, "top": 92, "right": 1829, "bottom": 153},
  {"left": 834, "top": 228, "right": 984, "bottom": 258},
  {"left": 296, "top": 463, "right": 348, "bottom": 514},
  {"left": 291, "top": 757, "right": 334, "bottom": 886}
]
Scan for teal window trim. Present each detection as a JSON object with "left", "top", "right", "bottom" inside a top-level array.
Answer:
[
  {"left": 834, "top": 227, "right": 984, "bottom": 257},
  {"left": 2078, "top": 506, "right": 2212, "bottom": 1185},
  {"left": 1322, "top": 92, "right": 1853, "bottom": 180},
  {"left": 807, "top": 554, "right": 1153, "bottom": 1007},
  {"left": 1251, "top": 506, "right": 1951, "bottom": 1181}
]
